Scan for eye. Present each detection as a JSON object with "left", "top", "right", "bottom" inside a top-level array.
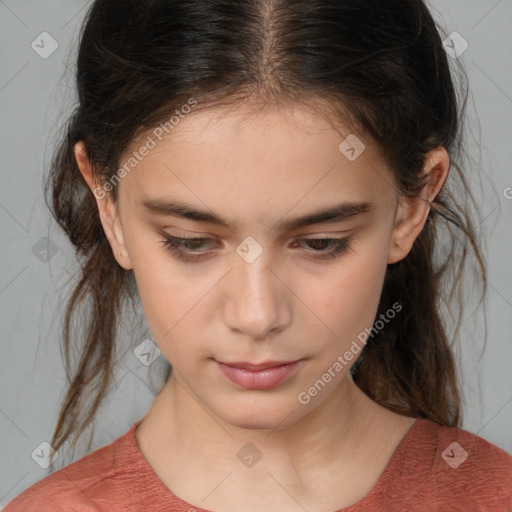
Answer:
[
  {"left": 293, "top": 237, "right": 352, "bottom": 259},
  {"left": 161, "top": 235, "right": 218, "bottom": 260},
  {"left": 161, "top": 235, "right": 352, "bottom": 261}
]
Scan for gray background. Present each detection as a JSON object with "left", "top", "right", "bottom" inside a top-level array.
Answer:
[{"left": 1, "top": 0, "right": 511, "bottom": 507}]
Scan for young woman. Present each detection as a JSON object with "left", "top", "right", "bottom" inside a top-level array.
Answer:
[{"left": 5, "top": 0, "right": 512, "bottom": 511}]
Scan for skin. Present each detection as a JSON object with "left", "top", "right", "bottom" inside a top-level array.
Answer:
[{"left": 75, "top": 100, "right": 450, "bottom": 512}]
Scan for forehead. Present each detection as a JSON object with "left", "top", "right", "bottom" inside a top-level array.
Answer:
[
  {"left": 147, "top": 101, "right": 359, "bottom": 151},
  {"left": 117, "top": 103, "right": 397, "bottom": 226}
]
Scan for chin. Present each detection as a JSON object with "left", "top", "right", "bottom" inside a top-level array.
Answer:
[
  {"left": 227, "top": 415, "right": 286, "bottom": 431},
  {"left": 216, "top": 395, "right": 303, "bottom": 431}
]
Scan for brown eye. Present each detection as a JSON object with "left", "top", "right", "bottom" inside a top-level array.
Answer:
[
  {"left": 294, "top": 237, "right": 352, "bottom": 259},
  {"left": 161, "top": 235, "right": 218, "bottom": 260}
]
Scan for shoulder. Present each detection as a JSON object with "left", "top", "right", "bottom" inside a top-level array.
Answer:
[
  {"left": 2, "top": 423, "right": 141, "bottom": 512},
  {"left": 416, "top": 418, "right": 512, "bottom": 475},
  {"left": 390, "top": 418, "right": 512, "bottom": 510}
]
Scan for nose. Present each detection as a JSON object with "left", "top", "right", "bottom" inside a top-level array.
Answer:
[{"left": 223, "top": 250, "right": 291, "bottom": 340}]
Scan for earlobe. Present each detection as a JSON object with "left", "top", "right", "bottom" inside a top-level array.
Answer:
[
  {"left": 73, "top": 141, "right": 134, "bottom": 271},
  {"left": 387, "top": 196, "right": 431, "bottom": 264}
]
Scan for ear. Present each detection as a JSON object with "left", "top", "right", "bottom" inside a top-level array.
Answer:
[
  {"left": 387, "top": 147, "right": 450, "bottom": 264},
  {"left": 74, "top": 141, "right": 133, "bottom": 270}
]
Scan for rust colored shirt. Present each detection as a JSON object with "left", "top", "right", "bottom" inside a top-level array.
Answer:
[{"left": 3, "top": 418, "right": 512, "bottom": 511}]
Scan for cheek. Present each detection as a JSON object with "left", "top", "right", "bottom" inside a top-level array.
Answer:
[
  {"left": 135, "top": 266, "right": 203, "bottom": 342},
  {"left": 307, "top": 249, "right": 389, "bottom": 343},
  {"left": 125, "top": 237, "right": 197, "bottom": 340},
  {"left": 128, "top": 247, "right": 221, "bottom": 371},
  {"left": 133, "top": 269, "right": 207, "bottom": 375}
]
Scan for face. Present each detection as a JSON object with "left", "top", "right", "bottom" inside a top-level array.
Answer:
[{"left": 76, "top": 101, "right": 442, "bottom": 431}]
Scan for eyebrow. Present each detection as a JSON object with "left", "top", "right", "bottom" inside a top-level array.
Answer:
[{"left": 141, "top": 198, "right": 373, "bottom": 233}]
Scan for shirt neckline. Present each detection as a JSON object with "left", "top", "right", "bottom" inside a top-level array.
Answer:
[{"left": 126, "top": 416, "right": 421, "bottom": 511}]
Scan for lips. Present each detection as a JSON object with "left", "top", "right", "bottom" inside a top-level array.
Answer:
[
  {"left": 220, "top": 360, "right": 299, "bottom": 371},
  {"left": 216, "top": 359, "right": 301, "bottom": 390}
]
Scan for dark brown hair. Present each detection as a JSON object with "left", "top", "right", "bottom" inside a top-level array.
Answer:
[{"left": 44, "top": 0, "right": 487, "bottom": 467}]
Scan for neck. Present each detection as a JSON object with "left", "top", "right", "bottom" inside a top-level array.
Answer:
[
  {"left": 138, "top": 372, "right": 380, "bottom": 482},
  {"left": 135, "top": 371, "right": 416, "bottom": 511}
]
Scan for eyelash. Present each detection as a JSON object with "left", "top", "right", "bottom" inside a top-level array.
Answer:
[{"left": 161, "top": 235, "right": 352, "bottom": 261}]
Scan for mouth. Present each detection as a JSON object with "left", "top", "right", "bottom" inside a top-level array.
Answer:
[
  {"left": 220, "top": 360, "right": 299, "bottom": 371},
  {"left": 215, "top": 359, "right": 302, "bottom": 390}
]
